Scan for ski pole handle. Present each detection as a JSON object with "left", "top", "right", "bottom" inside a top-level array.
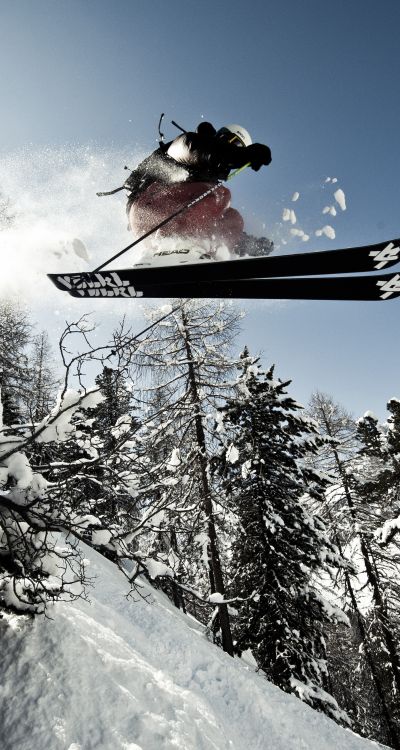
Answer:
[
  {"left": 227, "top": 163, "right": 251, "bottom": 180},
  {"left": 96, "top": 186, "right": 126, "bottom": 197}
]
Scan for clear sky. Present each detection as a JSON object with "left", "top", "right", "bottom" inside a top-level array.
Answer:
[{"left": 1, "top": 0, "right": 399, "bottom": 419}]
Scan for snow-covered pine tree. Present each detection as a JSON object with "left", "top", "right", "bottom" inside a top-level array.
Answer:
[
  {"left": 0, "top": 314, "right": 184, "bottom": 616},
  {"left": 0, "top": 382, "right": 102, "bottom": 614},
  {"left": 57, "top": 363, "right": 140, "bottom": 533},
  {"left": 351, "top": 408, "right": 400, "bottom": 747},
  {"left": 133, "top": 384, "right": 189, "bottom": 612},
  {"left": 0, "top": 301, "right": 32, "bottom": 424},
  {"left": 218, "top": 349, "right": 349, "bottom": 723},
  {"left": 26, "top": 330, "right": 59, "bottom": 422},
  {"left": 373, "top": 398, "right": 400, "bottom": 546},
  {"left": 91, "top": 366, "right": 135, "bottom": 447},
  {"left": 136, "top": 299, "right": 242, "bottom": 655},
  {"left": 307, "top": 392, "right": 400, "bottom": 748},
  {"left": 37, "top": 312, "right": 153, "bottom": 556}
]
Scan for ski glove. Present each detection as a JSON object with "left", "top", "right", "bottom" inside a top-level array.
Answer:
[
  {"left": 246, "top": 144, "right": 272, "bottom": 171},
  {"left": 196, "top": 121, "right": 217, "bottom": 137}
]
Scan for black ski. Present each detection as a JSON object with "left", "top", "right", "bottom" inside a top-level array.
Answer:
[
  {"left": 48, "top": 270, "right": 400, "bottom": 301},
  {"left": 134, "top": 237, "right": 400, "bottom": 282},
  {"left": 49, "top": 238, "right": 400, "bottom": 290}
]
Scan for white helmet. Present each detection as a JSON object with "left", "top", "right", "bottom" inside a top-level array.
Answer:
[{"left": 218, "top": 123, "right": 252, "bottom": 147}]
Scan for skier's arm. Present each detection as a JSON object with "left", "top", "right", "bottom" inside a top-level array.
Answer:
[
  {"left": 167, "top": 132, "right": 271, "bottom": 174},
  {"left": 219, "top": 142, "right": 272, "bottom": 171},
  {"left": 194, "top": 122, "right": 272, "bottom": 171}
]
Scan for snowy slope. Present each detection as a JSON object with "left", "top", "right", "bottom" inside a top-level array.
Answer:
[{"left": 0, "top": 546, "right": 385, "bottom": 750}]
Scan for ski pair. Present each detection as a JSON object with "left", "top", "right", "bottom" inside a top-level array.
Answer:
[{"left": 48, "top": 238, "right": 400, "bottom": 301}]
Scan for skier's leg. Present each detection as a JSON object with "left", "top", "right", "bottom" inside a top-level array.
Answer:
[
  {"left": 233, "top": 232, "right": 274, "bottom": 257},
  {"left": 157, "top": 184, "right": 245, "bottom": 249},
  {"left": 212, "top": 207, "right": 244, "bottom": 250},
  {"left": 129, "top": 182, "right": 232, "bottom": 238},
  {"left": 128, "top": 183, "right": 172, "bottom": 236}
]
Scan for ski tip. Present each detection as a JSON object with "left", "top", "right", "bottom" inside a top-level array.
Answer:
[{"left": 376, "top": 272, "right": 400, "bottom": 300}]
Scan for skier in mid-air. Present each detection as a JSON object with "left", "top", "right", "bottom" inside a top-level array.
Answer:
[
  {"left": 124, "top": 120, "right": 273, "bottom": 256},
  {"left": 50, "top": 119, "right": 400, "bottom": 299}
]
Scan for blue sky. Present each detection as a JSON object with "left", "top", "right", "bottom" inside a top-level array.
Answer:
[{"left": 1, "top": 0, "right": 400, "bottom": 418}]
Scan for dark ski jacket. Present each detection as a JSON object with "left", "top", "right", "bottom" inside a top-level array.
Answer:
[{"left": 125, "top": 122, "right": 271, "bottom": 211}]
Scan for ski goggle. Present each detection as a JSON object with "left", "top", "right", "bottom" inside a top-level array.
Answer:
[{"left": 217, "top": 128, "right": 246, "bottom": 147}]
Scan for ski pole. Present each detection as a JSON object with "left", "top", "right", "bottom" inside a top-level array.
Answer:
[
  {"left": 91, "top": 164, "right": 251, "bottom": 274},
  {"left": 227, "top": 163, "right": 251, "bottom": 180}
]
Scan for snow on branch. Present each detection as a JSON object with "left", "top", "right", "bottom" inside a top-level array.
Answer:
[{"left": 0, "top": 312, "right": 194, "bottom": 616}]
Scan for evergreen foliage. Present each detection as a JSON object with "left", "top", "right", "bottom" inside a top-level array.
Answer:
[
  {"left": 26, "top": 331, "right": 59, "bottom": 422},
  {"left": 0, "top": 301, "right": 32, "bottom": 424},
  {"left": 135, "top": 300, "right": 241, "bottom": 654},
  {"left": 219, "top": 350, "right": 349, "bottom": 722},
  {"left": 308, "top": 392, "right": 400, "bottom": 748},
  {"left": 2, "top": 298, "right": 400, "bottom": 746}
]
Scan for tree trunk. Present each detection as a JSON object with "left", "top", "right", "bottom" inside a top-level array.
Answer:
[{"left": 181, "top": 310, "right": 234, "bottom": 656}]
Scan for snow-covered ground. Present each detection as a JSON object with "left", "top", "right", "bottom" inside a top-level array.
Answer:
[{"left": 0, "top": 546, "right": 385, "bottom": 750}]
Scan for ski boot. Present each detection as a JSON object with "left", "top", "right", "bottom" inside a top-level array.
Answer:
[{"left": 234, "top": 232, "right": 274, "bottom": 257}]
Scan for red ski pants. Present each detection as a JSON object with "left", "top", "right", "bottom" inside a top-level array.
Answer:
[{"left": 128, "top": 181, "right": 244, "bottom": 250}]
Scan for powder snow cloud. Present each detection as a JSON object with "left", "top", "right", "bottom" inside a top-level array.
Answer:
[{"left": 0, "top": 145, "right": 144, "bottom": 308}]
